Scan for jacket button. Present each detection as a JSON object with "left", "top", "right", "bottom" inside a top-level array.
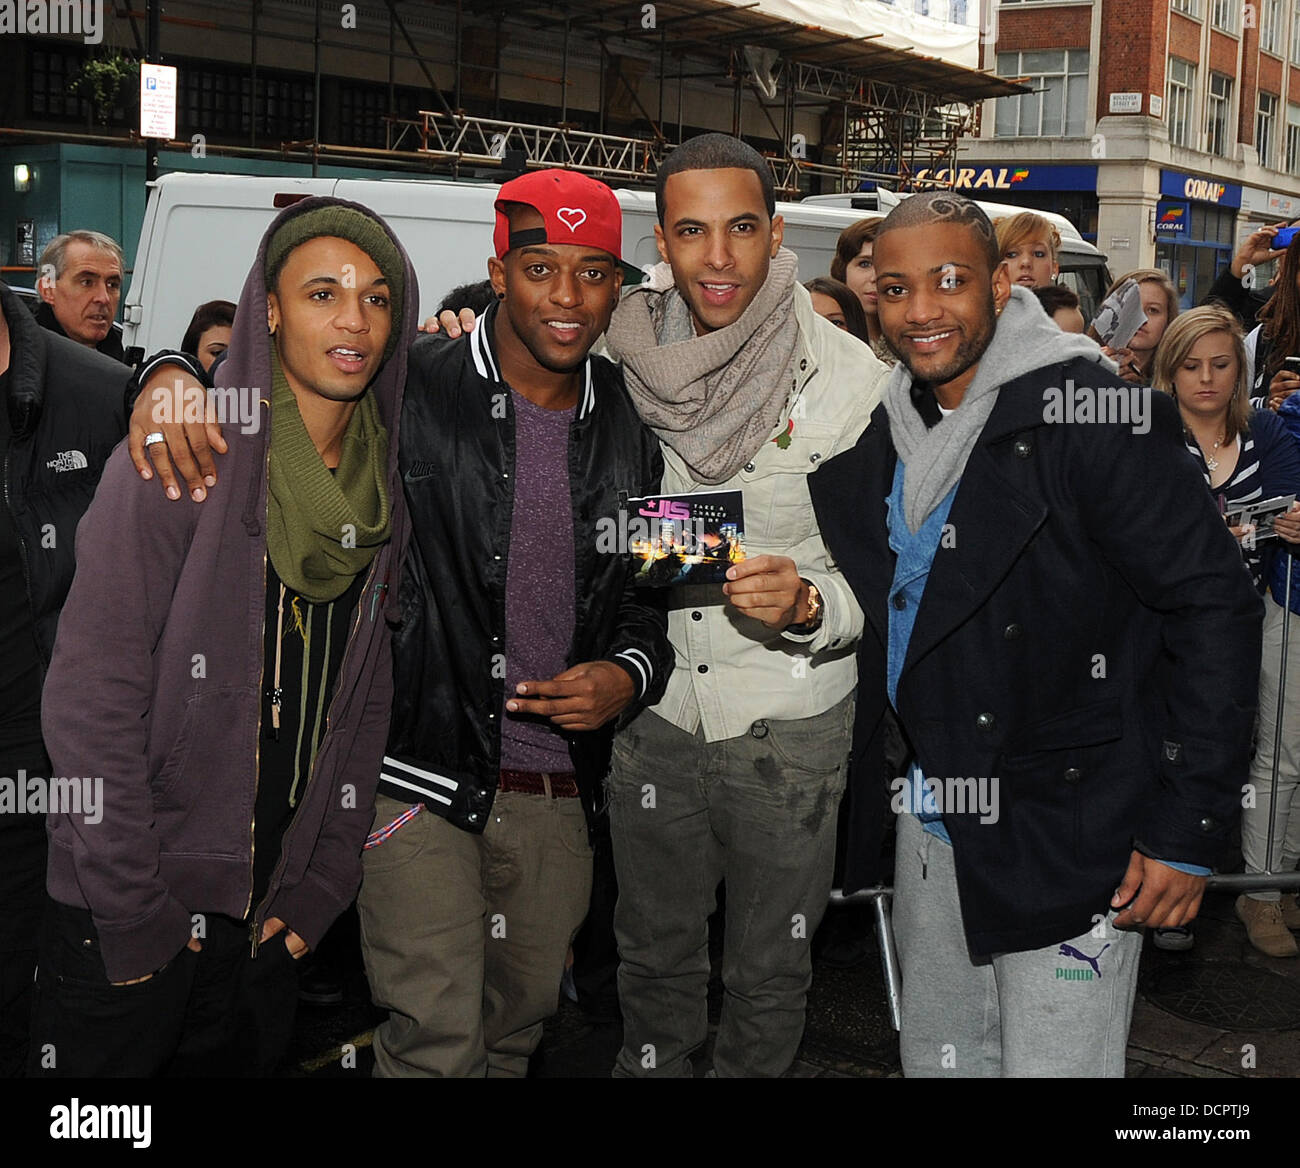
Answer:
[
  {"left": 493, "top": 554, "right": 502, "bottom": 561},
  {"left": 892, "top": 593, "right": 907, "bottom": 610},
  {"left": 751, "top": 719, "right": 769, "bottom": 739},
  {"left": 691, "top": 610, "right": 703, "bottom": 621},
  {"left": 744, "top": 462, "right": 755, "bottom": 473},
  {"left": 697, "top": 664, "right": 709, "bottom": 674},
  {"left": 1200, "top": 816, "right": 1215, "bottom": 832},
  {"left": 1064, "top": 766, "right": 1082, "bottom": 783},
  {"left": 1013, "top": 437, "right": 1033, "bottom": 459},
  {"left": 975, "top": 712, "right": 995, "bottom": 730},
  {"left": 1003, "top": 622, "right": 1021, "bottom": 639},
  {"left": 809, "top": 452, "right": 822, "bottom": 464},
  {"left": 468, "top": 812, "right": 478, "bottom": 823},
  {"left": 799, "top": 359, "right": 808, "bottom": 371}
]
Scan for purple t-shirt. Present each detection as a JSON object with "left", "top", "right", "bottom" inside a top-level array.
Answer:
[{"left": 500, "top": 389, "right": 577, "bottom": 773}]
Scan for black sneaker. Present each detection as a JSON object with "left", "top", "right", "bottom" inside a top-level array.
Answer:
[{"left": 298, "top": 956, "right": 344, "bottom": 1005}]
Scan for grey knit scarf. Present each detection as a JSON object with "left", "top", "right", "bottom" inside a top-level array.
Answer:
[
  {"left": 884, "top": 285, "right": 1117, "bottom": 534},
  {"left": 604, "top": 248, "right": 800, "bottom": 484}
]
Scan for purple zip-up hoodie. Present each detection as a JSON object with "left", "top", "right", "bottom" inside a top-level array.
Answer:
[{"left": 41, "top": 196, "right": 415, "bottom": 983}]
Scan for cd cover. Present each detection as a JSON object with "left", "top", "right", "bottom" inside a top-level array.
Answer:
[
  {"left": 1225, "top": 493, "right": 1297, "bottom": 542},
  {"left": 625, "top": 490, "right": 746, "bottom": 586}
]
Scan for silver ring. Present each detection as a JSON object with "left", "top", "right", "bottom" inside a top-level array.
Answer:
[{"left": 143, "top": 431, "right": 166, "bottom": 447}]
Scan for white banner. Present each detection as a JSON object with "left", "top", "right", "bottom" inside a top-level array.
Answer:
[{"left": 735, "top": 0, "right": 981, "bottom": 71}]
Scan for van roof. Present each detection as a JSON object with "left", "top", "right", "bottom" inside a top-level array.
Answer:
[
  {"left": 149, "top": 172, "right": 1094, "bottom": 250},
  {"left": 799, "top": 190, "right": 1094, "bottom": 252},
  {"left": 613, "top": 186, "right": 907, "bottom": 231}
]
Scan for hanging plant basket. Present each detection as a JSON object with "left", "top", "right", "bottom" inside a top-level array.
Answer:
[{"left": 69, "top": 50, "right": 140, "bottom": 126}]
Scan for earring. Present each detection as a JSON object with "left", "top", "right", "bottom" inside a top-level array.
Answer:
[{"left": 496, "top": 291, "right": 505, "bottom": 301}]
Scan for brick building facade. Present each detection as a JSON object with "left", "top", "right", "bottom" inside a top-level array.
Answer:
[{"left": 962, "top": 0, "right": 1300, "bottom": 305}]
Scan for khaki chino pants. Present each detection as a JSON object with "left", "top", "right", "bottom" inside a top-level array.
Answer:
[{"left": 358, "top": 790, "right": 593, "bottom": 1077}]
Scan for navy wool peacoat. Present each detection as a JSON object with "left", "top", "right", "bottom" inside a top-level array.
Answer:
[{"left": 810, "top": 357, "right": 1263, "bottom": 958}]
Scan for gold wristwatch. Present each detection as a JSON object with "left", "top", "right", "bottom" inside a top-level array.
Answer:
[{"left": 787, "top": 579, "right": 823, "bottom": 634}]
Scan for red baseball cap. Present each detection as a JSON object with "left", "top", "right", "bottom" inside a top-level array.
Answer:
[{"left": 493, "top": 169, "right": 623, "bottom": 262}]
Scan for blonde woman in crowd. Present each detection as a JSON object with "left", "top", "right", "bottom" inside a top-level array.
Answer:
[{"left": 1153, "top": 305, "right": 1300, "bottom": 956}]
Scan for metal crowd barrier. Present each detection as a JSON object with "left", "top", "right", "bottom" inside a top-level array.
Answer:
[{"left": 1212, "top": 551, "right": 1299, "bottom": 895}]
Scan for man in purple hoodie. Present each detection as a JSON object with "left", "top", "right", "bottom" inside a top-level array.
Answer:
[{"left": 28, "top": 198, "right": 416, "bottom": 1077}]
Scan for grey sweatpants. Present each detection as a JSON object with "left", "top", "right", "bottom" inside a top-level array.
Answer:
[{"left": 893, "top": 811, "right": 1142, "bottom": 1078}]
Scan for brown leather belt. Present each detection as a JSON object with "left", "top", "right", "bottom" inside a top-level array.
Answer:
[{"left": 498, "top": 769, "right": 580, "bottom": 798}]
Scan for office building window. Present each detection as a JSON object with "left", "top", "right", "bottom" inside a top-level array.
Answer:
[
  {"left": 1262, "top": 0, "right": 1282, "bottom": 52},
  {"left": 1211, "top": 0, "right": 1237, "bottom": 30},
  {"left": 994, "top": 49, "right": 1090, "bottom": 137},
  {"left": 1287, "top": 103, "right": 1300, "bottom": 173},
  {"left": 30, "top": 47, "right": 86, "bottom": 121},
  {"left": 1167, "top": 57, "right": 1196, "bottom": 147},
  {"left": 1171, "top": 0, "right": 1201, "bottom": 14},
  {"left": 1206, "top": 72, "right": 1233, "bottom": 155},
  {"left": 1258, "top": 93, "right": 1278, "bottom": 167}
]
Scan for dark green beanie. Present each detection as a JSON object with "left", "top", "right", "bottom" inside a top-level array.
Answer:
[{"left": 265, "top": 205, "right": 405, "bottom": 360}]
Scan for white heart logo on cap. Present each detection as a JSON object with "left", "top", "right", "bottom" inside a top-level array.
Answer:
[{"left": 556, "top": 207, "right": 587, "bottom": 232}]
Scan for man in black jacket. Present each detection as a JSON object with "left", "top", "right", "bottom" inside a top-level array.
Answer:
[
  {"left": 0, "top": 279, "right": 130, "bottom": 1075},
  {"left": 358, "top": 170, "right": 670, "bottom": 1077},
  {"left": 810, "top": 193, "right": 1261, "bottom": 1077},
  {"left": 35, "top": 231, "right": 128, "bottom": 364}
]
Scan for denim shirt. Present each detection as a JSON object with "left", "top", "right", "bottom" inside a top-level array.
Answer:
[
  {"left": 885, "top": 459, "right": 958, "bottom": 844},
  {"left": 886, "top": 458, "right": 1208, "bottom": 874}
]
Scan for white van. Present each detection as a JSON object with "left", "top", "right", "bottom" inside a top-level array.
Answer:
[
  {"left": 123, "top": 172, "right": 1110, "bottom": 361},
  {"left": 802, "top": 190, "right": 1112, "bottom": 321}
]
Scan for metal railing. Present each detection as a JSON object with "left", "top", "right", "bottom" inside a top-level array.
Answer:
[{"left": 392, "top": 111, "right": 667, "bottom": 183}]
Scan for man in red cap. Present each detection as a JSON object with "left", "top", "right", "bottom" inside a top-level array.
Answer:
[
  {"left": 122, "top": 169, "right": 671, "bottom": 1077},
  {"left": 354, "top": 168, "right": 670, "bottom": 1077}
]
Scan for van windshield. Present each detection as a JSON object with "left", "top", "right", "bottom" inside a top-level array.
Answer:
[{"left": 1056, "top": 252, "right": 1111, "bottom": 325}]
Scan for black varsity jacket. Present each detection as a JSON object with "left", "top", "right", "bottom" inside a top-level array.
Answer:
[{"left": 382, "top": 305, "right": 672, "bottom": 834}]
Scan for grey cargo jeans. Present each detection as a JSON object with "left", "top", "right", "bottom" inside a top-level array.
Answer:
[{"left": 606, "top": 693, "right": 853, "bottom": 1077}]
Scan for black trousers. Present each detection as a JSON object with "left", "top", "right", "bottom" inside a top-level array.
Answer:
[
  {"left": 0, "top": 808, "right": 46, "bottom": 1078},
  {"left": 28, "top": 900, "right": 300, "bottom": 1078},
  {"left": 571, "top": 814, "right": 620, "bottom": 1020}
]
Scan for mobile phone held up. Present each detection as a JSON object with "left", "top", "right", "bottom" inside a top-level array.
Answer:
[{"left": 1273, "top": 225, "right": 1299, "bottom": 250}]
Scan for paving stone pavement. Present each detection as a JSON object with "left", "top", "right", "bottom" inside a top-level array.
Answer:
[{"left": 291, "top": 887, "right": 1300, "bottom": 1079}]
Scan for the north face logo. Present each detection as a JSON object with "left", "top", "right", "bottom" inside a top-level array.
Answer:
[{"left": 46, "top": 450, "right": 88, "bottom": 472}]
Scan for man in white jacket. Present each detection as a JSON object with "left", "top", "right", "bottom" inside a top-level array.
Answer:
[{"left": 598, "top": 133, "right": 889, "bottom": 1078}]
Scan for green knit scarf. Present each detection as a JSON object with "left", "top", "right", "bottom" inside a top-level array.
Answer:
[{"left": 266, "top": 352, "right": 391, "bottom": 603}]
